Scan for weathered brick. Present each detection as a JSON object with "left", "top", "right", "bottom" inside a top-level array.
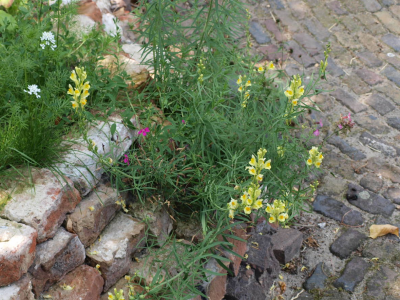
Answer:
[
  {"left": 389, "top": 4, "right": 400, "bottom": 15},
  {"left": 313, "top": 4, "right": 337, "bottom": 28},
  {"left": 375, "top": 11, "right": 400, "bottom": 35},
  {"left": 355, "top": 114, "right": 391, "bottom": 134},
  {"left": 327, "top": 57, "right": 345, "bottom": 77},
  {"left": 342, "top": 74, "right": 372, "bottom": 95},
  {"left": 258, "top": 44, "right": 288, "bottom": 62},
  {"left": 360, "top": 132, "right": 400, "bottom": 157},
  {"left": 355, "top": 68, "right": 384, "bottom": 85},
  {"left": 358, "top": 32, "right": 386, "bottom": 53},
  {"left": 269, "top": 0, "right": 285, "bottom": 10},
  {"left": 387, "top": 117, "right": 400, "bottom": 131},
  {"left": 249, "top": 21, "right": 271, "bottom": 44},
  {"left": 303, "top": 18, "right": 331, "bottom": 41},
  {"left": 326, "top": 0, "right": 348, "bottom": 15},
  {"left": 375, "top": 83, "right": 400, "bottom": 105},
  {"left": 293, "top": 32, "right": 323, "bottom": 57},
  {"left": 343, "top": 0, "right": 367, "bottom": 14},
  {"left": 341, "top": 15, "right": 364, "bottom": 33},
  {"left": 381, "top": 33, "right": 400, "bottom": 52},
  {"left": 287, "top": 0, "right": 311, "bottom": 20},
  {"left": 361, "top": 0, "right": 382, "bottom": 12},
  {"left": 264, "top": 19, "right": 285, "bottom": 42},
  {"left": 334, "top": 25, "right": 363, "bottom": 50},
  {"left": 357, "top": 51, "right": 383, "bottom": 68},
  {"left": 381, "top": 54, "right": 400, "bottom": 70},
  {"left": 383, "top": 0, "right": 396, "bottom": 6},
  {"left": 327, "top": 135, "right": 366, "bottom": 161},
  {"left": 330, "top": 88, "right": 368, "bottom": 113},
  {"left": 382, "top": 65, "right": 400, "bottom": 87},
  {"left": 285, "top": 40, "right": 316, "bottom": 68},
  {"left": 365, "top": 93, "right": 396, "bottom": 115},
  {"left": 356, "top": 12, "right": 386, "bottom": 35},
  {"left": 271, "top": 229, "right": 303, "bottom": 264},
  {"left": 274, "top": 10, "right": 302, "bottom": 33}
]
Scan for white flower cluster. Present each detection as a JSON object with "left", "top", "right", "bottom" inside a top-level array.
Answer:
[
  {"left": 24, "top": 84, "right": 41, "bottom": 98},
  {"left": 40, "top": 31, "right": 57, "bottom": 51}
]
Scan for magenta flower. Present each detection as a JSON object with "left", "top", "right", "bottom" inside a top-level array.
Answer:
[
  {"left": 338, "top": 124, "right": 343, "bottom": 129},
  {"left": 313, "top": 129, "right": 320, "bottom": 136},
  {"left": 182, "top": 120, "right": 185, "bottom": 124},
  {"left": 123, "top": 154, "right": 130, "bottom": 165},
  {"left": 313, "top": 119, "right": 323, "bottom": 136},
  {"left": 138, "top": 127, "right": 150, "bottom": 137}
]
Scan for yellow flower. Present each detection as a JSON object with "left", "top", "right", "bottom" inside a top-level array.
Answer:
[
  {"left": 292, "top": 99, "right": 298, "bottom": 106},
  {"left": 245, "top": 198, "right": 253, "bottom": 206},
  {"left": 309, "top": 147, "right": 319, "bottom": 156},
  {"left": 245, "top": 80, "right": 251, "bottom": 87},
  {"left": 241, "top": 193, "right": 248, "bottom": 202},
  {"left": 83, "top": 82, "right": 90, "bottom": 91},
  {"left": 237, "top": 76, "right": 242, "bottom": 85},
  {"left": 306, "top": 158, "right": 313, "bottom": 165},
  {"left": 318, "top": 153, "right": 324, "bottom": 160},
  {"left": 269, "top": 215, "right": 276, "bottom": 223},
  {"left": 244, "top": 91, "right": 250, "bottom": 100},
  {"left": 284, "top": 88, "right": 294, "bottom": 98},
  {"left": 229, "top": 209, "right": 235, "bottom": 219},
  {"left": 228, "top": 199, "right": 239, "bottom": 209},
  {"left": 80, "top": 98, "right": 87, "bottom": 106},
  {"left": 71, "top": 101, "right": 79, "bottom": 109},
  {"left": 125, "top": 275, "right": 131, "bottom": 281},
  {"left": 89, "top": 206, "right": 95, "bottom": 211},
  {"left": 297, "top": 86, "right": 304, "bottom": 96},
  {"left": 244, "top": 206, "right": 252, "bottom": 214},
  {"left": 277, "top": 146, "right": 284, "bottom": 157},
  {"left": 249, "top": 155, "right": 257, "bottom": 166},
  {"left": 267, "top": 61, "right": 275, "bottom": 70},
  {"left": 90, "top": 140, "right": 96, "bottom": 148},
  {"left": 238, "top": 86, "right": 244, "bottom": 92},
  {"left": 257, "top": 148, "right": 267, "bottom": 159},
  {"left": 70, "top": 71, "right": 78, "bottom": 85},
  {"left": 264, "top": 159, "right": 271, "bottom": 170},
  {"left": 258, "top": 66, "right": 264, "bottom": 72},
  {"left": 283, "top": 213, "right": 289, "bottom": 219},
  {"left": 247, "top": 166, "right": 256, "bottom": 175},
  {"left": 108, "top": 294, "right": 114, "bottom": 300},
  {"left": 82, "top": 90, "right": 90, "bottom": 99},
  {"left": 74, "top": 88, "right": 80, "bottom": 96},
  {"left": 108, "top": 157, "right": 113, "bottom": 164},
  {"left": 234, "top": 185, "right": 240, "bottom": 190},
  {"left": 315, "top": 161, "right": 321, "bottom": 168},
  {"left": 265, "top": 204, "right": 273, "bottom": 213},
  {"left": 96, "top": 264, "right": 100, "bottom": 269},
  {"left": 278, "top": 214, "right": 286, "bottom": 222},
  {"left": 257, "top": 174, "right": 263, "bottom": 181},
  {"left": 67, "top": 84, "right": 74, "bottom": 95},
  {"left": 253, "top": 199, "right": 263, "bottom": 210}
]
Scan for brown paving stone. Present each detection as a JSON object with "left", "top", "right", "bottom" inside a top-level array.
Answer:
[
  {"left": 365, "top": 93, "right": 396, "bottom": 115},
  {"left": 326, "top": 0, "right": 348, "bottom": 15},
  {"left": 389, "top": 4, "right": 400, "bottom": 16},
  {"left": 330, "top": 88, "right": 368, "bottom": 113},
  {"left": 342, "top": 74, "right": 372, "bottom": 95},
  {"left": 333, "top": 25, "right": 363, "bottom": 50},
  {"left": 287, "top": 0, "right": 311, "bottom": 20},
  {"left": 355, "top": 68, "right": 384, "bottom": 85},
  {"left": 356, "top": 51, "right": 383, "bottom": 68},
  {"left": 360, "top": 0, "right": 382, "bottom": 12},
  {"left": 313, "top": 4, "right": 338, "bottom": 28},
  {"left": 342, "top": 0, "right": 367, "bottom": 14},
  {"left": 274, "top": 10, "right": 302, "bottom": 33},
  {"left": 375, "top": 11, "right": 400, "bottom": 35},
  {"left": 357, "top": 32, "right": 387, "bottom": 53},
  {"left": 303, "top": 17, "right": 331, "bottom": 41},
  {"left": 375, "top": 83, "right": 400, "bottom": 105},
  {"left": 293, "top": 32, "right": 323, "bottom": 57},
  {"left": 263, "top": 19, "right": 286, "bottom": 42},
  {"left": 340, "top": 15, "right": 364, "bottom": 33},
  {"left": 355, "top": 12, "right": 386, "bottom": 35},
  {"left": 258, "top": 44, "right": 288, "bottom": 62},
  {"left": 285, "top": 40, "right": 316, "bottom": 68},
  {"left": 379, "top": 53, "right": 400, "bottom": 70}
]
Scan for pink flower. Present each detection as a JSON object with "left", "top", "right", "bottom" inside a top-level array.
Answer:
[
  {"left": 182, "top": 120, "right": 185, "bottom": 124},
  {"left": 123, "top": 154, "right": 130, "bottom": 165},
  {"left": 313, "top": 129, "right": 320, "bottom": 136},
  {"left": 319, "top": 119, "right": 323, "bottom": 127},
  {"left": 338, "top": 124, "right": 343, "bottom": 129},
  {"left": 138, "top": 127, "right": 150, "bottom": 137}
]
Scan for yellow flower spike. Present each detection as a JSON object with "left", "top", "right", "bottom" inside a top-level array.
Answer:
[
  {"left": 71, "top": 101, "right": 79, "bottom": 109},
  {"left": 292, "top": 99, "right": 298, "bottom": 106},
  {"left": 245, "top": 80, "right": 251, "bottom": 87},
  {"left": 267, "top": 61, "right": 275, "bottom": 70},
  {"left": 264, "top": 159, "right": 271, "bottom": 170},
  {"left": 254, "top": 189, "right": 261, "bottom": 198},
  {"left": 309, "top": 147, "right": 319, "bottom": 156},
  {"left": 108, "top": 157, "right": 113, "bottom": 164},
  {"left": 257, "top": 148, "right": 267, "bottom": 159},
  {"left": 284, "top": 88, "right": 294, "bottom": 98},
  {"left": 269, "top": 215, "right": 276, "bottom": 223},
  {"left": 265, "top": 204, "right": 273, "bottom": 213},
  {"left": 258, "top": 66, "right": 264, "bottom": 72},
  {"left": 249, "top": 155, "right": 257, "bottom": 166},
  {"left": 244, "top": 91, "right": 250, "bottom": 100},
  {"left": 244, "top": 206, "right": 252, "bottom": 214},
  {"left": 277, "top": 146, "right": 284, "bottom": 157},
  {"left": 229, "top": 209, "right": 235, "bottom": 219},
  {"left": 228, "top": 199, "right": 239, "bottom": 210},
  {"left": 278, "top": 214, "right": 286, "bottom": 222},
  {"left": 257, "top": 174, "right": 263, "bottom": 181}
]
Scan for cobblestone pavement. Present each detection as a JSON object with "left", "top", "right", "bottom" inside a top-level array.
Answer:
[{"left": 245, "top": 0, "right": 400, "bottom": 299}]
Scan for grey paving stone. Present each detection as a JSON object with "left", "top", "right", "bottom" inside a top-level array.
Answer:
[
  {"left": 323, "top": 152, "right": 356, "bottom": 180},
  {"left": 387, "top": 117, "right": 400, "bottom": 131},
  {"left": 285, "top": 40, "right": 316, "bottom": 68},
  {"left": 303, "top": 18, "right": 331, "bottom": 41},
  {"left": 329, "top": 229, "right": 367, "bottom": 259},
  {"left": 330, "top": 88, "right": 367, "bottom": 113},
  {"left": 355, "top": 68, "right": 383, "bottom": 85},
  {"left": 346, "top": 183, "right": 395, "bottom": 217},
  {"left": 354, "top": 114, "right": 391, "bottom": 134},
  {"left": 313, "top": 195, "right": 364, "bottom": 226},
  {"left": 360, "top": 0, "right": 382, "bottom": 12},
  {"left": 359, "top": 131, "right": 400, "bottom": 157},
  {"left": 293, "top": 32, "right": 323, "bottom": 57},
  {"left": 269, "top": 0, "right": 285, "bottom": 10},
  {"left": 382, "top": 65, "right": 400, "bottom": 87},
  {"left": 303, "top": 262, "right": 330, "bottom": 291},
  {"left": 382, "top": 0, "right": 396, "bottom": 5},
  {"left": 249, "top": 21, "right": 271, "bottom": 44},
  {"left": 327, "top": 134, "right": 366, "bottom": 161},
  {"left": 365, "top": 93, "right": 396, "bottom": 115},
  {"left": 271, "top": 228, "right": 303, "bottom": 264},
  {"left": 382, "top": 33, "right": 400, "bottom": 52},
  {"left": 386, "top": 187, "right": 400, "bottom": 204},
  {"left": 366, "top": 266, "right": 397, "bottom": 299},
  {"left": 357, "top": 51, "right": 383, "bottom": 68},
  {"left": 326, "top": 1, "right": 348, "bottom": 15},
  {"left": 360, "top": 173, "right": 383, "bottom": 193},
  {"left": 366, "top": 158, "right": 400, "bottom": 184},
  {"left": 333, "top": 257, "right": 369, "bottom": 292},
  {"left": 327, "top": 57, "right": 345, "bottom": 77},
  {"left": 363, "top": 239, "right": 400, "bottom": 264}
]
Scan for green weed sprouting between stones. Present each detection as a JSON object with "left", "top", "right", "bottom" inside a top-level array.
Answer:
[
  {"left": 0, "top": 0, "right": 128, "bottom": 180},
  {"left": 103, "top": 0, "right": 334, "bottom": 299}
]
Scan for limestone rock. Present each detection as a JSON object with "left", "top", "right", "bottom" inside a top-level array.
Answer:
[
  {"left": 0, "top": 275, "right": 34, "bottom": 300},
  {"left": 0, "top": 219, "right": 37, "bottom": 286},
  {"left": 86, "top": 213, "right": 146, "bottom": 291},
  {"left": 66, "top": 184, "right": 121, "bottom": 247},
  {"left": 41, "top": 265, "right": 104, "bottom": 300},
  {"left": 29, "top": 227, "right": 85, "bottom": 296},
  {"left": 0, "top": 168, "right": 80, "bottom": 243}
]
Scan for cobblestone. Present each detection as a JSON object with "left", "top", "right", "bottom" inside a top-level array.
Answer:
[
  {"left": 375, "top": 12, "right": 400, "bottom": 35},
  {"left": 365, "top": 93, "right": 396, "bottom": 115},
  {"left": 264, "top": 19, "right": 285, "bottom": 42},
  {"left": 249, "top": 21, "right": 271, "bottom": 44},
  {"left": 360, "top": 173, "right": 383, "bottom": 193},
  {"left": 327, "top": 134, "right": 366, "bottom": 161},
  {"left": 330, "top": 88, "right": 367, "bottom": 113},
  {"left": 361, "top": 0, "right": 382, "bottom": 12},
  {"left": 356, "top": 51, "right": 383, "bottom": 68},
  {"left": 387, "top": 117, "right": 400, "bottom": 131},
  {"left": 329, "top": 229, "right": 367, "bottom": 259},
  {"left": 303, "top": 18, "right": 331, "bottom": 41},
  {"left": 360, "top": 131, "right": 400, "bottom": 157},
  {"left": 354, "top": 114, "right": 391, "bottom": 134},
  {"left": 356, "top": 12, "right": 386, "bottom": 35},
  {"left": 333, "top": 257, "right": 369, "bottom": 292},
  {"left": 326, "top": 1, "right": 348, "bottom": 15},
  {"left": 355, "top": 68, "right": 384, "bottom": 86},
  {"left": 285, "top": 40, "right": 316, "bottom": 68}
]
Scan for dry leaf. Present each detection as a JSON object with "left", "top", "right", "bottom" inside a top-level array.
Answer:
[{"left": 369, "top": 224, "right": 399, "bottom": 239}]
